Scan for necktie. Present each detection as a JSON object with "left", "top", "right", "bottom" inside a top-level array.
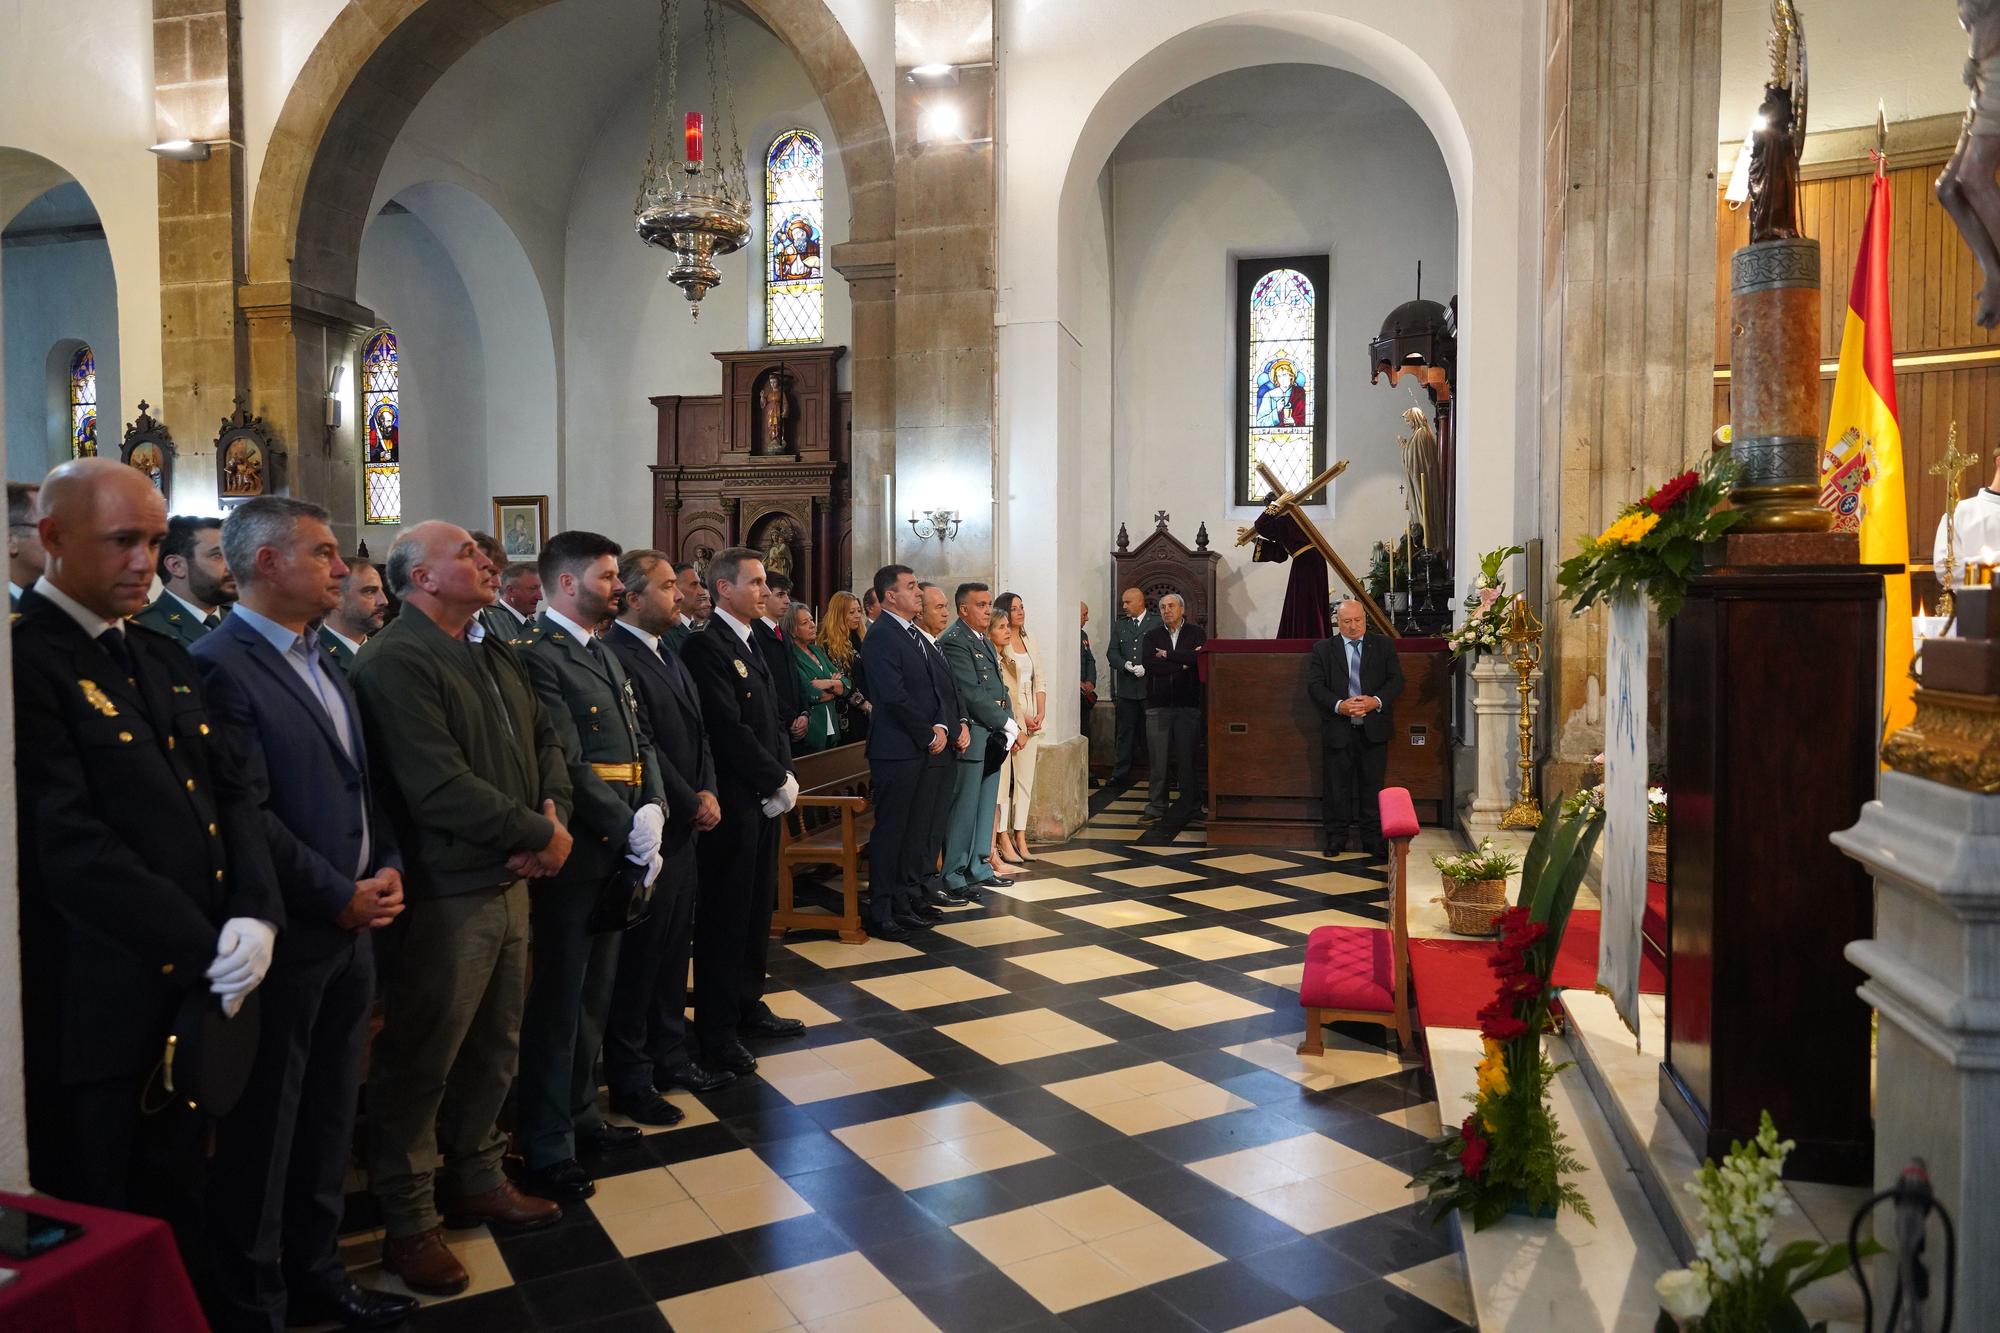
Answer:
[
  {"left": 1347, "top": 639, "right": 1364, "bottom": 725},
  {"left": 98, "top": 626, "right": 135, "bottom": 678},
  {"left": 202, "top": 611, "right": 221, "bottom": 630}
]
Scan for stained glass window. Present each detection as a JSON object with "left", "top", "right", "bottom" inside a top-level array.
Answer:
[
  {"left": 361, "top": 328, "right": 401, "bottom": 526},
  {"left": 1237, "top": 256, "right": 1329, "bottom": 505},
  {"left": 765, "top": 128, "right": 825, "bottom": 345},
  {"left": 69, "top": 346, "right": 98, "bottom": 458}
]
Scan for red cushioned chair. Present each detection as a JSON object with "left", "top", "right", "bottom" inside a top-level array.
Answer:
[{"left": 1297, "top": 786, "right": 1417, "bottom": 1055}]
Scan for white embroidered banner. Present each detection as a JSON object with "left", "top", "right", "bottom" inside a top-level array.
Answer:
[{"left": 1599, "top": 594, "right": 1648, "bottom": 1037}]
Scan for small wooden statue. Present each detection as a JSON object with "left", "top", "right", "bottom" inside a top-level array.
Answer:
[
  {"left": 1747, "top": 0, "right": 1808, "bottom": 244},
  {"left": 1940, "top": 0, "right": 2000, "bottom": 327},
  {"left": 758, "top": 372, "right": 788, "bottom": 455}
]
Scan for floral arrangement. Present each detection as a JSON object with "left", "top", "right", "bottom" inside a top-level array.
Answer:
[
  {"left": 1653, "top": 1112, "right": 1878, "bottom": 1332},
  {"left": 1447, "top": 543, "right": 1526, "bottom": 659},
  {"left": 1560, "top": 784, "right": 1666, "bottom": 825},
  {"left": 1557, "top": 450, "right": 1741, "bottom": 621},
  {"left": 1412, "top": 809, "right": 1605, "bottom": 1229},
  {"left": 1432, "top": 837, "right": 1521, "bottom": 885}
]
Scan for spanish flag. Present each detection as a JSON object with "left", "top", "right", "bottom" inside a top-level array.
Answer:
[{"left": 1820, "top": 163, "right": 1912, "bottom": 744}]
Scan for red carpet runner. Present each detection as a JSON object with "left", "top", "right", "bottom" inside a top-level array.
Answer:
[{"left": 1408, "top": 906, "right": 1666, "bottom": 1031}]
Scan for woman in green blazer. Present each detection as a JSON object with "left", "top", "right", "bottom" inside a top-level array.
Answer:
[{"left": 787, "top": 604, "right": 848, "bottom": 751}]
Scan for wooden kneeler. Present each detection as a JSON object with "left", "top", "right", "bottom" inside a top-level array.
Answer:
[{"left": 1296, "top": 786, "right": 1418, "bottom": 1055}]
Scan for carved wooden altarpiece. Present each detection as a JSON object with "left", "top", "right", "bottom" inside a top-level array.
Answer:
[{"left": 650, "top": 347, "right": 851, "bottom": 612}]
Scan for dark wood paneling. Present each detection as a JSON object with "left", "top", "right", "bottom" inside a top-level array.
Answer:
[{"left": 1715, "top": 165, "right": 2000, "bottom": 566}]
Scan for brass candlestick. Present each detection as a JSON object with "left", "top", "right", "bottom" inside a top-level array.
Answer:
[
  {"left": 1498, "top": 594, "right": 1545, "bottom": 830},
  {"left": 1929, "top": 422, "right": 1978, "bottom": 620}
]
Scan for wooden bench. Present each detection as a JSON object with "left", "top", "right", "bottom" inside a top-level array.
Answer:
[
  {"left": 1298, "top": 785, "right": 1417, "bottom": 1055},
  {"left": 773, "top": 742, "right": 872, "bottom": 943}
]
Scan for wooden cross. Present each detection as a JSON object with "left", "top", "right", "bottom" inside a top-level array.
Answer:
[{"left": 1255, "top": 459, "right": 1398, "bottom": 639}]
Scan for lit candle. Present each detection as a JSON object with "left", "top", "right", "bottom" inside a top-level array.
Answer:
[{"left": 684, "top": 111, "right": 704, "bottom": 164}]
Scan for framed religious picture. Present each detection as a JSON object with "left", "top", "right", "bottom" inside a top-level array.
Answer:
[
  {"left": 214, "top": 398, "right": 282, "bottom": 508},
  {"left": 119, "top": 400, "right": 176, "bottom": 494},
  {"left": 493, "top": 495, "right": 548, "bottom": 561}
]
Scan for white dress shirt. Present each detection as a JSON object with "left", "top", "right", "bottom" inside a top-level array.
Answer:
[{"left": 33, "top": 575, "right": 121, "bottom": 638}]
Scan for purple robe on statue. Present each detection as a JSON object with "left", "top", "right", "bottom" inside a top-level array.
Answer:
[{"left": 1249, "top": 508, "right": 1331, "bottom": 639}]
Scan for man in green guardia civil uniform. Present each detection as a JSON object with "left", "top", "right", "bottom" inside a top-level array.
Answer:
[
  {"left": 131, "top": 514, "right": 236, "bottom": 646},
  {"left": 939, "top": 582, "right": 1018, "bottom": 896}
]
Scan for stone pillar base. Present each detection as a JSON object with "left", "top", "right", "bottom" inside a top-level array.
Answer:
[
  {"left": 1027, "top": 734, "right": 1089, "bottom": 843},
  {"left": 1463, "top": 658, "right": 1539, "bottom": 838}
]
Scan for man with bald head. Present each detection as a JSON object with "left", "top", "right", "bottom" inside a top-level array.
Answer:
[
  {"left": 14, "top": 458, "right": 281, "bottom": 1256},
  {"left": 1306, "top": 597, "right": 1405, "bottom": 859},
  {"left": 349, "top": 519, "right": 576, "bottom": 1294}
]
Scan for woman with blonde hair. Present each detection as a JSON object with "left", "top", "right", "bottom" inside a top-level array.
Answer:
[
  {"left": 822, "top": 589, "right": 870, "bottom": 743},
  {"left": 787, "top": 603, "right": 848, "bottom": 752},
  {"left": 989, "top": 614, "right": 1033, "bottom": 872}
]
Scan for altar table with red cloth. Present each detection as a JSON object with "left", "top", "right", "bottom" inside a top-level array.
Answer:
[{"left": 0, "top": 1192, "right": 207, "bottom": 1331}]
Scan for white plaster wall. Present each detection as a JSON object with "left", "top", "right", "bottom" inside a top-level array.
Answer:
[
  {"left": 356, "top": 208, "right": 490, "bottom": 540},
  {"left": 1718, "top": 0, "right": 1969, "bottom": 139},
  {"left": 4, "top": 235, "right": 121, "bottom": 482},
  {"left": 1103, "top": 65, "right": 1454, "bottom": 639}
]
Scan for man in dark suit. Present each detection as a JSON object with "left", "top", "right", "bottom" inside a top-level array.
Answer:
[
  {"left": 132, "top": 514, "right": 237, "bottom": 646},
  {"left": 1139, "top": 592, "right": 1206, "bottom": 823},
  {"left": 1306, "top": 598, "right": 1406, "bottom": 857},
  {"left": 757, "top": 571, "right": 808, "bottom": 745},
  {"left": 8, "top": 480, "right": 44, "bottom": 608},
  {"left": 913, "top": 582, "right": 969, "bottom": 905},
  {"left": 603, "top": 550, "right": 731, "bottom": 1106},
  {"left": 514, "top": 531, "right": 664, "bottom": 1203},
  {"left": 678, "top": 548, "right": 803, "bottom": 1076},
  {"left": 14, "top": 458, "right": 281, "bottom": 1261},
  {"left": 317, "top": 554, "right": 387, "bottom": 674},
  {"left": 193, "top": 497, "right": 416, "bottom": 1332},
  {"left": 660, "top": 561, "right": 709, "bottom": 657},
  {"left": 857, "top": 564, "right": 953, "bottom": 939}
]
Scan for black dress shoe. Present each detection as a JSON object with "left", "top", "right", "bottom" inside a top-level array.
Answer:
[
  {"left": 893, "top": 910, "right": 932, "bottom": 930},
  {"left": 286, "top": 1277, "right": 418, "bottom": 1328},
  {"left": 986, "top": 874, "right": 1016, "bottom": 888},
  {"left": 608, "top": 1091, "right": 686, "bottom": 1126},
  {"left": 870, "top": 918, "right": 913, "bottom": 941},
  {"left": 741, "top": 1012, "right": 807, "bottom": 1039},
  {"left": 516, "top": 1157, "right": 596, "bottom": 1203},
  {"left": 579, "top": 1122, "right": 644, "bottom": 1153},
  {"left": 923, "top": 886, "right": 968, "bottom": 907},
  {"left": 907, "top": 902, "right": 944, "bottom": 922},
  {"left": 706, "top": 1042, "right": 759, "bottom": 1076},
  {"left": 657, "top": 1060, "right": 736, "bottom": 1094}
]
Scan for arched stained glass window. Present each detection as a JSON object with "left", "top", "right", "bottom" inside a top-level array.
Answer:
[
  {"left": 1237, "top": 256, "right": 1329, "bottom": 504},
  {"left": 69, "top": 346, "right": 98, "bottom": 458},
  {"left": 362, "top": 329, "right": 401, "bottom": 526},
  {"left": 765, "top": 128, "right": 825, "bottom": 345}
]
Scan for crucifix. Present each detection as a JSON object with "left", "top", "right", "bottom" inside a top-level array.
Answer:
[
  {"left": 1254, "top": 458, "right": 1398, "bottom": 639},
  {"left": 1930, "top": 421, "right": 1979, "bottom": 619}
]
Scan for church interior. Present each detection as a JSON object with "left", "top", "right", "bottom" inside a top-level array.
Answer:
[{"left": 2, "top": 0, "right": 1997, "bottom": 1329}]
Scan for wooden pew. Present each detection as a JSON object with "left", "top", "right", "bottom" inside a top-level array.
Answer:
[{"left": 774, "top": 742, "right": 871, "bottom": 943}]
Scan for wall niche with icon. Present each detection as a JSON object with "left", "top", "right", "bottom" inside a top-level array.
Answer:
[
  {"left": 120, "top": 401, "right": 176, "bottom": 494},
  {"left": 215, "top": 398, "right": 283, "bottom": 507}
]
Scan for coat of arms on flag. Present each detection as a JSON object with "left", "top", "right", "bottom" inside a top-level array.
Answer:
[{"left": 1819, "top": 426, "right": 1874, "bottom": 534}]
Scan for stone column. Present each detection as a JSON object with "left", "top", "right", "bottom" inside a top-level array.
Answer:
[
  {"left": 1833, "top": 771, "right": 2000, "bottom": 1332},
  {"left": 240, "top": 282, "right": 376, "bottom": 543},
  {"left": 1539, "top": 0, "right": 1721, "bottom": 791},
  {"left": 1463, "top": 659, "right": 1542, "bottom": 837},
  {"left": 154, "top": 0, "right": 248, "bottom": 509},
  {"left": 829, "top": 255, "right": 894, "bottom": 578}
]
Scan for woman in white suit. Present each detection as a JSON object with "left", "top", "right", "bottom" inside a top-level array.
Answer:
[{"left": 992, "top": 592, "right": 1044, "bottom": 864}]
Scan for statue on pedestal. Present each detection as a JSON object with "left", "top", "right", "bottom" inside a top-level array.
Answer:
[
  {"left": 757, "top": 371, "right": 790, "bottom": 455},
  {"left": 1747, "top": 0, "right": 1808, "bottom": 244},
  {"left": 1939, "top": 0, "right": 2000, "bottom": 327}
]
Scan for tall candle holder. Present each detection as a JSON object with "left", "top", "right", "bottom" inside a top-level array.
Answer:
[
  {"left": 1930, "top": 422, "right": 1978, "bottom": 620},
  {"left": 1498, "top": 594, "right": 1545, "bottom": 830}
]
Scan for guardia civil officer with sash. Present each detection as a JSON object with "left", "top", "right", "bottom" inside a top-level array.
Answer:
[
  {"left": 514, "top": 531, "right": 666, "bottom": 1204},
  {"left": 940, "top": 582, "right": 1018, "bottom": 896}
]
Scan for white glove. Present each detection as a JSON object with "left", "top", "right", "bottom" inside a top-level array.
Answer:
[
  {"left": 642, "top": 851, "right": 664, "bottom": 889},
  {"left": 1002, "top": 718, "right": 1021, "bottom": 747},
  {"left": 208, "top": 917, "right": 277, "bottom": 1012},
  {"left": 1125, "top": 662, "right": 1145, "bottom": 677},
  {"left": 628, "top": 803, "right": 665, "bottom": 863},
  {"left": 760, "top": 771, "right": 800, "bottom": 818}
]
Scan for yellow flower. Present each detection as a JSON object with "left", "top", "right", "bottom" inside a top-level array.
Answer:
[
  {"left": 1596, "top": 510, "right": 1660, "bottom": 547},
  {"left": 1475, "top": 1038, "right": 1510, "bottom": 1104}
]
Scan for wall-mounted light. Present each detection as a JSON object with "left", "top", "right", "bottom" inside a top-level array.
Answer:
[
  {"left": 148, "top": 139, "right": 215, "bottom": 161},
  {"left": 324, "top": 363, "right": 347, "bottom": 429},
  {"left": 907, "top": 62, "right": 957, "bottom": 83},
  {"left": 917, "top": 100, "right": 966, "bottom": 146},
  {"left": 908, "top": 507, "right": 961, "bottom": 542}
]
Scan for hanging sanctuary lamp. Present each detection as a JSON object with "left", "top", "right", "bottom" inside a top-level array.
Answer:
[{"left": 634, "top": 0, "right": 752, "bottom": 317}]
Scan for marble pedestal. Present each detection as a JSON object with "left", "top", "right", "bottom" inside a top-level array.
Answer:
[
  {"left": 1461, "top": 658, "right": 1540, "bottom": 838},
  {"left": 1832, "top": 770, "right": 2000, "bottom": 1331}
]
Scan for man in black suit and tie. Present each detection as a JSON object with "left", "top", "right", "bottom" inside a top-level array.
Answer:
[
  {"left": 677, "top": 548, "right": 803, "bottom": 1076},
  {"left": 913, "top": 582, "right": 970, "bottom": 905},
  {"left": 1306, "top": 598, "right": 1406, "bottom": 858},
  {"left": 857, "top": 565, "right": 953, "bottom": 939},
  {"left": 603, "top": 550, "right": 732, "bottom": 1104},
  {"left": 193, "top": 497, "right": 416, "bottom": 1332},
  {"left": 14, "top": 458, "right": 281, "bottom": 1262},
  {"left": 756, "top": 571, "right": 809, "bottom": 745}
]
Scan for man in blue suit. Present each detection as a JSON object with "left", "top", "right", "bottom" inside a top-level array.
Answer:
[
  {"left": 857, "top": 564, "right": 955, "bottom": 939},
  {"left": 193, "top": 497, "right": 416, "bottom": 1332}
]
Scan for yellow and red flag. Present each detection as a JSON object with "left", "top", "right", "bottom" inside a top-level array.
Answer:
[{"left": 1820, "top": 162, "right": 1912, "bottom": 743}]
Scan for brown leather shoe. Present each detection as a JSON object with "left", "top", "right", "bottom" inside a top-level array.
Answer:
[
  {"left": 440, "top": 1179, "right": 562, "bottom": 1231},
  {"left": 381, "top": 1227, "right": 469, "bottom": 1297}
]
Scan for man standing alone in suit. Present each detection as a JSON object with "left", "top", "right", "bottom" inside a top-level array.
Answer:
[
  {"left": 14, "top": 458, "right": 280, "bottom": 1258},
  {"left": 1306, "top": 598, "right": 1405, "bottom": 858},
  {"left": 194, "top": 497, "right": 416, "bottom": 1331},
  {"left": 857, "top": 565, "right": 952, "bottom": 939},
  {"left": 678, "top": 548, "right": 803, "bottom": 1077},
  {"left": 317, "top": 555, "right": 387, "bottom": 674},
  {"left": 132, "top": 514, "right": 237, "bottom": 646},
  {"left": 1139, "top": 593, "right": 1206, "bottom": 824},
  {"left": 603, "top": 550, "right": 731, "bottom": 1107}
]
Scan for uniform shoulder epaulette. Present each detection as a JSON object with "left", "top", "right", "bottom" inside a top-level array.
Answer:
[{"left": 125, "top": 617, "right": 173, "bottom": 641}]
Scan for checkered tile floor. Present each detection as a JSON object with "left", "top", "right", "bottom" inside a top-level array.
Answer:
[{"left": 331, "top": 786, "right": 1472, "bottom": 1332}]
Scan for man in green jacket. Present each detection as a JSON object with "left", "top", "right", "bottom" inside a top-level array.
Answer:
[
  {"left": 514, "top": 531, "right": 668, "bottom": 1202},
  {"left": 131, "top": 514, "right": 235, "bottom": 646},
  {"left": 1106, "top": 585, "right": 1160, "bottom": 787},
  {"left": 350, "top": 520, "right": 575, "bottom": 1296},
  {"left": 316, "top": 553, "right": 387, "bottom": 674},
  {"left": 940, "top": 582, "right": 1017, "bottom": 896}
]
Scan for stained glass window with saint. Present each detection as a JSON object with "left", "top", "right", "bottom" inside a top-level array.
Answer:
[
  {"left": 766, "top": 128, "right": 825, "bottom": 346},
  {"left": 1237, "top": 257, "right": 1329, "bottom": 504},
  {"left": 362, "top": 328, "right": 401, "bottom": 526},
  {"left": 69, "top": 346, "right": 98, "bottom": 458}
]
